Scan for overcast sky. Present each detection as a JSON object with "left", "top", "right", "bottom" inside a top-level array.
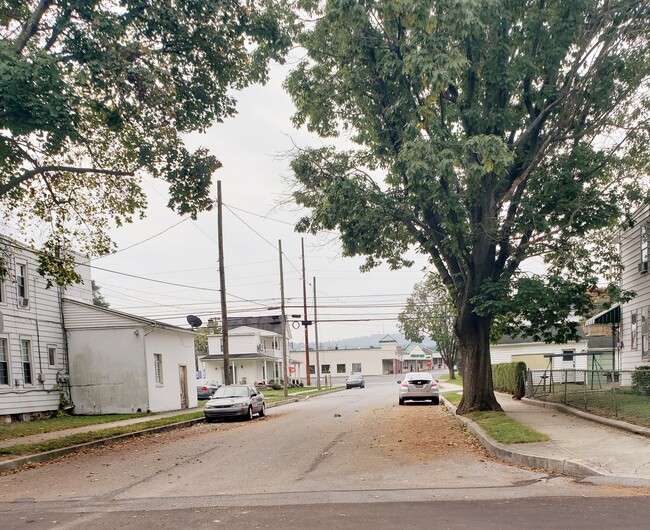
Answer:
[{"left": 89, "top": 60, "right": 433, "bottom": 343}]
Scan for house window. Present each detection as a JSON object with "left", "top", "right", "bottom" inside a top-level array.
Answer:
[
  {"left": 0, "top": 338, "right": 9, "bottom": 385},
  {"left": 352, "top": 363, "right": 362, "bottom": 373},
  {"left": 309, "top": 364, "right": 315, "bottom": 375},
  {"left": 16, "top": 262, "right": 28, "bottom": 304},
  {"left": 562, "top": 350, "right": 574, "bottom": 362},
  {"left": 0, "top": 276, "right": 5, "bottom": 304},
  {"left": 632, "top": 310, "right": 639, "bottom": 349},
  {"left": 47, "top": 345, "right": 57, "bottom": 367},
  {"left": 337, "top": 363, "right": 346, "bottom": 374},
  {"left": 642, "top": 224, "right": 649, "bottom": 263},
  {"left": 21, "top": 339, "right": 32, "bottom": 385},
  {"left": 321, "top": 364, "right": 330, "bottom": 374},
  {"left": 154, "top": 354, "right": 163, "bottom": 384}
]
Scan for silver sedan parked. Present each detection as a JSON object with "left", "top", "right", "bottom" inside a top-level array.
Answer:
[
  {"left": 204, "top": 385, "right": 266, "bottom": 422},
  {"left": 398, "top": 372, "right": 439, "bottom": 405}
]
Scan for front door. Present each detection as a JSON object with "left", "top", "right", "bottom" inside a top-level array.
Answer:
[{"left": 179, "top": 365, "right": 189, "bottom": 408}]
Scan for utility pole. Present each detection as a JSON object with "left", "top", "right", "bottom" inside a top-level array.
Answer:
[
  {"left": 313, "top": 276, "right": 321, "bottom": 391},
  {"left": 279, "top": 240, "right": 288, "bottom": 397},
  {"left": 217, "top": 181, "right": 231, "bottom": 385},
  {"left": 301, "top": 238, "right": 311, "bottom": 386}
]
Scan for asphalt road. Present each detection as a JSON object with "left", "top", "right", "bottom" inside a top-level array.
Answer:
[{"left": 1, "top": 376, "right": 648, "bottom": 529}]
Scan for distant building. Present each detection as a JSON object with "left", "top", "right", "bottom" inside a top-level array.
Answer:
[
  {"left": 291, "top": 335, "right": 403, "bottom": 379},
  {"left": 402, "top": 343, "right": 445, "bottom": 371}
]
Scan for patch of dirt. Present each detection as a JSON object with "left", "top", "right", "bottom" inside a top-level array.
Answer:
[{"left": 358, "top": 402, "right": 490, "bottom": 462}]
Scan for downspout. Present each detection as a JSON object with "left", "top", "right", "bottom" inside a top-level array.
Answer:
[{"left": 58, "top": 287, "right": 73, "bottom": 409}]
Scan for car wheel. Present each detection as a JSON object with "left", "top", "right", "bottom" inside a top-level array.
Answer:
[
  {"left": 259, "top": 403, "right": 266, "bottom": 417},
  {"left": 398, "top": 398, "right": 404, "bottom": 406},
  {"left": 205, "top": 417, "right": 215, "bottom": 423},
  {"left": 431, "top": 397, "right": 439, "bottom": 405},
  {"left": 246, "top": 406, "right": 254, "bottom": 421}
]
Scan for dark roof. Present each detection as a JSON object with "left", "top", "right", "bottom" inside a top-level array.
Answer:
[{"left": 225, "top": 316, "right": 284, "bottom": 334}]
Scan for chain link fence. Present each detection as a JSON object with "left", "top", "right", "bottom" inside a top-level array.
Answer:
[{"left": 524, "top": 368, "right": 650, "bottom": 428}]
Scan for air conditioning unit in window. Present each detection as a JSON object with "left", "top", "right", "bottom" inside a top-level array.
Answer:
[
  {"left": 19, "top": 298, "right": 29, "bottom": 307},
  {"left": 639, "top": 262, "right": 649, "bottom": 273}
]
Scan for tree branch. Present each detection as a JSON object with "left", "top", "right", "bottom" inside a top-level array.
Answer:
[
  {"left": 0, "top": 166, "right": 135, "bottom": 198},
  {"left": 14, "top": 0, "right": 54, "bottom": 54}
]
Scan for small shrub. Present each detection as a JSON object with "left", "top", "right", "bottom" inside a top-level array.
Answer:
[
  {"left": 632, "top": 365, "right": 650, "bottom": 395},
  {"left": 270, "top": 382, "right": 282, "bottom": 391}
]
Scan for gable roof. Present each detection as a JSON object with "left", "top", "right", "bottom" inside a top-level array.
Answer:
[{"left": 62, "top": 298, "right": 196, "bottom": 334}]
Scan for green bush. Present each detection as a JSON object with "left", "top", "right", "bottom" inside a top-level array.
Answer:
[
  {"left": 492, "top": 361, "right": 527, "bottom": 399},
  {"left": 632, "top": 365, "right": 650, "bottom": 395},
  {"left": 270, "top": 382, "right": 283, "bottom": 391}
]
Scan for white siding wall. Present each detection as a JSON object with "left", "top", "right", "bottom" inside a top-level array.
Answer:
[
  {"left": 67, "top": 328, "right": 149, "bottom": 414},
  {"left": 620, "top": 205, "right": 650, "bottom": 370},
  {"left": 491, "top": 341, "right": 589, "bottom": 368},
  {"left": 145, "top": 328, "right": 198, "bottom": 411},
  {"left": 0, "top": 242, "right": 92, "bottom": 417}
]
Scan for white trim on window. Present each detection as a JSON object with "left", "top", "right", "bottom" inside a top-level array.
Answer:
[
  {"left": 20, "top": 338, "right": 33, "bottom": 385},
  {"left": 16, "top": 261, "right": 29, "bottom": 309},
  {"left": 47, "top": 344, "right": 57, "bottom": 367},
  {"left": 0, "top": 335, "right": 10, "bottom": 386},
  {"left": 154, "top": 353, "right": 164, "bottom": 385}
]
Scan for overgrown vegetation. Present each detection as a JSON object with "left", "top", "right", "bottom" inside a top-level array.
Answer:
[{"left": 632, "top": 366, "right": 650, "bottom": 396}]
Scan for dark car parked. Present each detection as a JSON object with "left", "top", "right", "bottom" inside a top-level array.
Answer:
[{"left": 346, "top": 375, "right": 365, "bottom": 389}]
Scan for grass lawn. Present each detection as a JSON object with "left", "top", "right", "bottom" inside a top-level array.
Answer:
[
  {"left": 439, "top": 373, "right": 463, "bottom": 385},
  {"left": 0, "top": 411, "right": 204, "bottom": 457},
  {"left": 443, "top": 392, "right": 462, "bottom": 406},
  {"left": 0, "top": 413, "right": 150, "bottom": 440},
  {"left": 466, "top": 411, "right": 549, "bottom": 444},
  {"left": 545, "top": 389, "right": 650, "bottom": 428}
]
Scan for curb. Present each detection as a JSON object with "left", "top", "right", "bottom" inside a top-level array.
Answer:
[
  {"left": 521, "top": 397, "right": 650, "bottom": 439},
  {"left": 441, "top": 396, "right": 605, "bottom": 477}
]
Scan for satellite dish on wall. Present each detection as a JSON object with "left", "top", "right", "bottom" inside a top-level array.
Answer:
[{"left": 187, "top": 315, "right": 203, "bottom": 329}]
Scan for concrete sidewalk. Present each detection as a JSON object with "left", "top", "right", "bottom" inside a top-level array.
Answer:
[{"left": 441, "top": 381, "right": 650, "bottom": 486}]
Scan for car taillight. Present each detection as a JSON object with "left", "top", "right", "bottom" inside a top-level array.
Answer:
[
  {"left": 401, "top": 382, "right": 409, "bottom": 387},
  {"left": 200, "top": 386, "right": 208, "bottom": 391},
  {"left": 431, "top": 381, "right": 438, "bottom": 387}
]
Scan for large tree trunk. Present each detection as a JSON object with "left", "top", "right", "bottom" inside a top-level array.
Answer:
[{"left": 455, "top": 309, "right": 502, "bottom": 415}]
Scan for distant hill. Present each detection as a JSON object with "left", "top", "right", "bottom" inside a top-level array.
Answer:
[{"left": 291, "top": 333, "right": 436, "bottom": 351}]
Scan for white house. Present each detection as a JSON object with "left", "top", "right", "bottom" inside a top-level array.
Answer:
[
  {"left": 201, "top": 316, "right": 290, "bottom": 385},
  {"left": 0, "top": 238, "right": 92, "bottom": 422},
  {"left": 291, "top": 335, "right": 404, "bottom": 379},
  {"left": 63, "top": 299, "right": 197, "bottom": 414}
]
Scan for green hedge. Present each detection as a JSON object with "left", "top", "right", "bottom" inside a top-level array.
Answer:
[{"left": 492, "top": 361, "right": 527, "bottom": 399}]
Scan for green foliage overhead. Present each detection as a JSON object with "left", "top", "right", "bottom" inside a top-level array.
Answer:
[
  {"left": 1, "top": 0, "right": 294, "bottom": 284},
  {"left": 286, "top": 0, "right": 650, "bottom": 412}
]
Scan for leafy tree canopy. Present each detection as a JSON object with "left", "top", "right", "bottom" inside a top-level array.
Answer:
[
  {"left": 398, "top": 273, "right": 460, "bottom": 379},
  {"left": 1, "top": 0, "right": 293, "bottom": 283},
  {"left": 286, "top": 0, "right": 650, "bottom": 413}
]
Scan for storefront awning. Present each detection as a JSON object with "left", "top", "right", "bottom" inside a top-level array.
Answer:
[{"left": 585, "top": 304, "right": 620, "bottom": 326}]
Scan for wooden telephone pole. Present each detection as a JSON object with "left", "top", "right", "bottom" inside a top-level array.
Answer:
[
  {"left": 217, "top": 181, "right": 231, "bottom": 385},
  {"left": 301, "top": 238, "right": 311, "bottom": 386}
]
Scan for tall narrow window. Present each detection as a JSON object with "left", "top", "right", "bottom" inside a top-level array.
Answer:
[
  {"left": 154, "top": 353, "right": 163, "bottom": 384},
  {"left": 21, "top": 339, "right": 32, "bottom": 385},
  {"left": 632, "top": 310, "right": 639, "bottom": 349},
  {"left": 16, "top": 262, "right": 28, "bottom": 304},
  {"left": 643, "top": 224, "right": 649, "bottom": 263},
  {"left": 48, "top": 345, "right": 57, "bottom": 367},
  {"left": 0, "top": 338, "right": 9, "bottom": 385}
]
